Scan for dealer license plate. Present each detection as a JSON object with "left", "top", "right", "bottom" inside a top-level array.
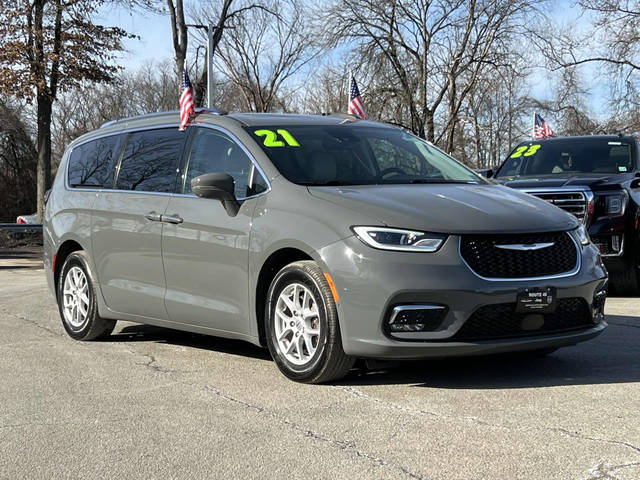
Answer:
[{"left": 516, "top": 287, "right": 557, "bottom": 313}]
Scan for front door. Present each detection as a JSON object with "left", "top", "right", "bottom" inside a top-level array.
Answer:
[
  {"left": 162, "top": 126, "right": 269, "bottom": 334},
  {"left": 92, "top": 127, "right": 187, "bottom": 320}
]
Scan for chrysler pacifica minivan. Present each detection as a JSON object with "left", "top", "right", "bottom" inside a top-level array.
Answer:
[{"left": 43, "top": 111, "right": 608, "bottom": 383}]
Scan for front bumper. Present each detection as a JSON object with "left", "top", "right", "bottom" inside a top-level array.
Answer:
[{"left": 318, "top": 235, "right": 608, "bottom": 359}]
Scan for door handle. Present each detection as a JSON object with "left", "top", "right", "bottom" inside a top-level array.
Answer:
[
  {"left": 162, "top": 214, "right": 183, "bottom": 224},
  {"left": 144, "top": 212, "right": 162, "bottom": 222}
]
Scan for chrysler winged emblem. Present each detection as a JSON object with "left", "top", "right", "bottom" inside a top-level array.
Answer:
[{"left": 495, "top": 242, "right": 555, "bottom": 251}]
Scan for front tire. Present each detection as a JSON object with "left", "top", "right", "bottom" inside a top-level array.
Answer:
[
  {"left": 57, "top": 251, "right": 116, "bottom": 340},
  {"left": 265, "top": 261, "right": 354, "bottom": 383},
  {"left": 609, "top": 252, "right": 640, "bottom": 295}
]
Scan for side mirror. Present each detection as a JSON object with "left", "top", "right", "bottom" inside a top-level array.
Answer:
[
  {"left": 191, "top": 173, "right": 241, "bottom": 217},
  {"left": 475, "top": 168, "right": 493, "bottom": 178}
]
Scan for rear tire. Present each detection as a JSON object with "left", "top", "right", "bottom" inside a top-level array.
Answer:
[
  {"left": 57, "top": 251, "right": 116, "bottom": 340},
  {"left": 265, "top": 261, "right": 354, "bottom": 383}
]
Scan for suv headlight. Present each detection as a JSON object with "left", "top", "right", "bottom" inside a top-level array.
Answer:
[
  {"left": 574, "top": 225, "right": 591, "bottom": 246},
  {"left": 598, "top": 191, "right": 628, "bottom": 217},
  {"left": 352, "top": 226, "right": 447, "bottom": 252}
]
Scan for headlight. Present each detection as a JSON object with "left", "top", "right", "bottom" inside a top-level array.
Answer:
[
  {"left": 352, "top": 226, "right": 447, "bottom": 252},
  {"left": 597, "top": 191, "right": 628, "bottom": 217},
  {"left": 574, "top": 225, "right": 591, "bottom": 246}
]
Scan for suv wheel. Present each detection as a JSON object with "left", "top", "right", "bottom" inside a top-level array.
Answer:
[
  {"left": 57, "top": 251, "right": 116, "bottom": 340},
  {"left": 610, "top": 252, "right": 640, "bottom": 295},
  {"left": 265, "top": 261, "right": 354, "bottom": 383}
]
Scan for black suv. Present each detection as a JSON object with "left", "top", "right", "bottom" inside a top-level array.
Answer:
[{"left": 487, "top": 135, "right": 640, "bottom": 294}]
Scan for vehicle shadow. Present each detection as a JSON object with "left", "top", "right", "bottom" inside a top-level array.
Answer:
[
  {"left": 339, "top": 314, "right": 640, "bottom": 389},
  {"left": 100, "top": 315, "right": 639, "bottom": 388},
  {"left": 104, "top": 324, "right": 272, "bottom": 361}
]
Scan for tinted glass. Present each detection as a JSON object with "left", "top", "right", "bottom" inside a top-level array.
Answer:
[
  {"left": 67, "top": 135, "right": 121, "bottom": 187},
  {"left": 244, "top": 125, "right": 483, "bottom": 185},
  {"left": 184, "top": 128, "right": 268, "bottom": 198},
  {"left": 496, "top": 139, "right": 635, "bottom": 178},
  {"left": 116, "top": 128, "right": 185, "bottom": 192}
]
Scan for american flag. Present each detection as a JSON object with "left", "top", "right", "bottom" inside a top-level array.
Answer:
[
  {"left": 348, "top": 76, "right": 367, "bottom": 119},
  {"left": 533, "top": 113, "right": 555, "bottom": 139},
  {"left": 179, "top": 65, "right": 195, "bottom": 131}
]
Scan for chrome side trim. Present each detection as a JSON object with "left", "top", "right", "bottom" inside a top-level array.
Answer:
[
  {"left": 388, "top": 305, "right": 446, "bottom": 325},
  {"left": 495, "top": 242, "right": 555, "bottom": 251},
  {"left": 64, "top": 122, "right": 272, "bottom": 201},
  {"left": 458, "top": 232, "right": 582, "bottom": 282},
  {"left": 183, "top": 123, "right": 272, "bottom": 200}
]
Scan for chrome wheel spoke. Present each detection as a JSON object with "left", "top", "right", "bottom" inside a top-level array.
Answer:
[
  {"left": 62, "top": 266, "right": 90, "bottom": 329},
  {"left": 278, "top": 327, "right": 293, "bottom": 342},
  {"left": 79, "top": 292, "right": 90, "bottom": 307},
  {"left": 274, "top": 282, "right": 323, "bottom": 366},
  {"left": 303, "top": 334, "right": 314, "bottom": 357},
  {"left": 285, "top": 338, "right": 297, "bottom": 356}
]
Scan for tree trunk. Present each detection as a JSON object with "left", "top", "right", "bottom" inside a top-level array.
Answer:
[
  {"left": 196, "top": 66, "right": 208, "bottom": 107},
  {"left": 36, "top": 93, "right": 52, "bottom": 222},
  {"left": 425, "top": 110, "right": 435, "bottom": 143}
]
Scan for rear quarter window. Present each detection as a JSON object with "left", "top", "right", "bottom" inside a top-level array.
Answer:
[{"left": 67, "top": 135, "right": 121, "bottom": 188}]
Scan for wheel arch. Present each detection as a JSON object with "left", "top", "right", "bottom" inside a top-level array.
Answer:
[
  {"left": 254, "top": 247, "right": 314, "bottom": 346},
  {"left": 53, "top": 239, "right": 86, "bottom": 297}
]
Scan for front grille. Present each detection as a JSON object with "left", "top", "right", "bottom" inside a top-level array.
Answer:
[
  {"left": 526, "top": 191, "right": 588, "bottom": 224},
  {"left": 460, "top": 231, "right": 578, "bottom": 279},
  {"left": 451, "top": 298, "right": 593, "bottom": 341}
]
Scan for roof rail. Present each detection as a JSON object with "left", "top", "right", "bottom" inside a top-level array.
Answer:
[
  {"left": 100, "top": 108, "right": 227, "bottom": 129},
  {"left": 325, "top": 112, "right": 361, "bottom": 121}
]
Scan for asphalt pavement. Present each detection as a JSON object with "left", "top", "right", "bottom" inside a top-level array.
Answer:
[{"left": 1, "top": 250, "right": 639, "bottom": 480}]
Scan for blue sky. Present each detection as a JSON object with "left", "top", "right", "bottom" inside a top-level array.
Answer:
[
  {"left": 97, "top": 4, "right": 176, "bottom": 70},
  {"left": 97, "top": 1, "right": 611, "bottom": 123}
]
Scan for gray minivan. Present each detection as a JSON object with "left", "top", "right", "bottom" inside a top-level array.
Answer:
[{"left": 43, "top": 111, "right": 608, "bottom": 383}]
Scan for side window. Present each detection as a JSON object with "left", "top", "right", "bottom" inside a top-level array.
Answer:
[
  {"left": 67, "top": 135, "right": 121, "bottom": 188},
  {"left": 497, "top": 157, "right": 524, "bottom": 177},
  {"left": 184, "top": 128, "right": 268, "bottom": 198},
  {"left": 116, "top": 128, "right": 185, "bottom": 192}
]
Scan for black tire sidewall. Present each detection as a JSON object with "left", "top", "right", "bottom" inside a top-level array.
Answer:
[
  {"left": 266, "top": 266, "right": 331, "bottom": 380},
  {"left": 57, "top": 252, "right": 98, "bottom": 340}
]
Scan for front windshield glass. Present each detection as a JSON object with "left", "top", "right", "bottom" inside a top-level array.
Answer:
[
  {"left": 495, "top": 138, "right": 635, "bottom": 178},
  {"left": 244, "top": 125, "right": 485, "bottom": 186}
]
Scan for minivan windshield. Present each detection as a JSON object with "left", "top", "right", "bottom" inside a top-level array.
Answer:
[
  {"left": 244, "top": 125, "right": 484, "bottom": 186},
  {"left": 495, "top": 138, "right": 635, "bottom": 178}
]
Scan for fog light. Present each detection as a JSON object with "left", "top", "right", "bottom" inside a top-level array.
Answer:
[
  {"left": 387, "top": 305, "right": 447, "bottom": 334},
  {"left": 611, "top": 235, "right": 621, "bottom": 253}
]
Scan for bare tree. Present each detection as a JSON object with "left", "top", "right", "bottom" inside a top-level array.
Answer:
[
  {"left": 51, "top": 60, "right": 179, "bottom": 164},
  {"left": 0, "top": 1, "right": 132, "bottom": 220},
  {"left": 207, "top": 0, "right": 320, "bottom": 112},
  {"left": 0, "top": 100, "right": 38, "bottom": 222},
  {"left": 323, "top": 0, "right": 540, "bottom": 151}
]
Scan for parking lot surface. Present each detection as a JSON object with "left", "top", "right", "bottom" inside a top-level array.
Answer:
[{"left": 1, "top": 251, "right": 639, "bottom": 480}]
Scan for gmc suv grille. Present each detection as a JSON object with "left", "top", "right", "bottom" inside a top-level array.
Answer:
[
  {"left": 526, "top": 191, "right": 588, "bottom": 224},
  {"left": 451, "top": 298, "right": 594, "bottom": 341},
  {"left": 460, "top": 231, "right": 578, "bottom": 279}
]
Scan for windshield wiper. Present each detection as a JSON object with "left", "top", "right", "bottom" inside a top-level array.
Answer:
[{"left": 405, "top": 179, "right": 479, "bottom": 184}]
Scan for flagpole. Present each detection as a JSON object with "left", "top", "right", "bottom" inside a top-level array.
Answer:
[{"left": 347, "top": 70, "right": 353, "bottom": 113}]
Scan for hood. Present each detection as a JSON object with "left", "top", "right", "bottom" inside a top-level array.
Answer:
[
  {"left": 308, "top": 184, "right": 579, "bottom": 234},
  {"left": 495, "top": 174, "right": 629, "bottom": 190}
]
